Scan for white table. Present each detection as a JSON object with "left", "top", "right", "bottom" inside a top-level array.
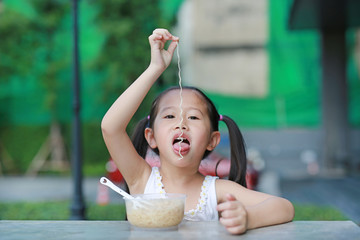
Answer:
[{"left": 1, "top": 220, "right": 359, "bottom": 239}]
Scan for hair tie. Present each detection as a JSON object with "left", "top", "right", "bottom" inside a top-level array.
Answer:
[
  {"left": 145, "top": 115, "right": 150, "bottom": 128},
  {"left": 219, "top": 115, "right": 223, "bottom": 121}
]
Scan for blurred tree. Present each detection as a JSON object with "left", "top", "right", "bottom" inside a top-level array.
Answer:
[
  {"left": 0, "top": 1, "right": 42, "bottom": 171},
  {"left": 25, "top": 0, "right": 71, "bottom": 175},
  {"left": 30, "top": 0, "right": 70, "bottom": 121},
  {"left": 91, "top": 0, "right": 177, "bottom": 130},
  {"left": 0, "top": 6, "right": 38, "bottom": 80},
  {"left": 0, "top": 0, "right": 69, "bottom": 122},
  {"left": 0, "top": 0, "right": 180, "bottom": 173},
  {"left": 0, "top": 2, "right": 40, "bottom": 126}
]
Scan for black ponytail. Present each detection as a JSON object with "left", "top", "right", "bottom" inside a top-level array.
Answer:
[
  {"left": 131, "top": 117, "right": 149, "bottom": 159},
  {"left": 221, "top": 115, "right": 247, "bottom": 188}
]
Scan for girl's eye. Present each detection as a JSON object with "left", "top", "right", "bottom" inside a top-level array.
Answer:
[
  {"left": 164, "top": 115, "right": 175, "bottom": 119},
  {"left": 188, "top": 116, "right": 199, "bottom": 120}
]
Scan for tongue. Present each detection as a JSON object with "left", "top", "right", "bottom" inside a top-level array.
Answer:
[{"left": 173, "top": 142, "right": 190, "bottom": 154}]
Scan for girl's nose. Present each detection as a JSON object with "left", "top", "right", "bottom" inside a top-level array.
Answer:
[
  {"left": 175, "top": 120, "right": 187, "bottom": 130},
  {"left": 175, "top": 124, "right": 187, "bottom": 130}
]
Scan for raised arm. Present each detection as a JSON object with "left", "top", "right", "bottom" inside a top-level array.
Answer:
[{"left": 101, "top": 29, "right": 179, "bottom": 193}]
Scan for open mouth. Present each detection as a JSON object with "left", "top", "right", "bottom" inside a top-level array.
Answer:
[
  {"left": 173, "top": 137, "right": 190, "bottom": 145},
  {"left": 172, "top": 135, "right": 190, "bottom": 156}
]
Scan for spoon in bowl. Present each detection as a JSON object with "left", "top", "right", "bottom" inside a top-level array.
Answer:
[
  {"left": 100, "top": 177, "right": 152, "bottom": 209},
  {"left": 99, "top": 177, "right": 134, "bottom": 199}
]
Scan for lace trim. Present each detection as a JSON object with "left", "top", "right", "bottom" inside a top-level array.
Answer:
[
  {"left": 152, "top": 167, "right": 211, "bottom": 217},
  {"left": 153, "top": 167, "right": 165, "bottom": 194},
  {"left": 184, "top": 176, "right": 212, "bottom": 217}
]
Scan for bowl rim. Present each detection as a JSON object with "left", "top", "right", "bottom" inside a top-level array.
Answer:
[{"left": 123, "top": 193, "right": 186, "bottom": 200}]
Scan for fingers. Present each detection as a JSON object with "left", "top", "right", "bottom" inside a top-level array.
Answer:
[
  {"left": 220, "top": 219, "right": 247, "bottom": 235},
  {"left": 148, "top": 28, "right": 179, "bottom": 49},
  {"left": 217, "top": 200, "right": 237, "bottom": 212},
  {"left": 167, "top": 41, "right": 178, "bottom": 56},
  {"left": 225, "top": 193, "right": 236, "bottom": 201},
  {"left": 219, "top": 217, "right": 247, "bottom": 235},
  {"left": 148, "top": 28, "right": 179, "bottom": 70},
  {"left": 152, "top": 28, "right": 179, "bottom": 41},
  {"left": 216, "top": 193, "right": 237, "bottom": 211},
  {"left": 217, "top": 194, "right": 248, "bottom": 235}
]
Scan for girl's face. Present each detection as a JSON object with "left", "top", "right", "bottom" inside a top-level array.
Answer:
[{"left": 145, "top": 89, "right": 220, "bottom": 168}]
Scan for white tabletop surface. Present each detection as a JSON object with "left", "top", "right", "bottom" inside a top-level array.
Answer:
[{"left": 1, "top": 220, "right": 359, "bottom": 240}]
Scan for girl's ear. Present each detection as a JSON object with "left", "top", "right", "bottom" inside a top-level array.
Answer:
[
  {"left": 207, "top": 131, "right": 221, "bottom": 151},
  {"left": 144, "top": 127, "right": 157, "bottom": 149}
]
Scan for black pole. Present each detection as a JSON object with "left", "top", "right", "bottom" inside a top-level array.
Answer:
[
  {"left": 321, "top": 29, "right": 350, "bottom": 172},
  {"left": 320, "top": 2, "right": 350, "bottom": 174},
  {"left": 70, "top": 0, "right": 86, "bottom": 220}
]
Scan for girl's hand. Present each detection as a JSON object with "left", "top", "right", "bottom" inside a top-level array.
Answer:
[
  {"left": 217, "top": 193, "right": 248, "bottom": 235},
  {"left": 148, "top": 28, "right": 179, "bottom": 71}
]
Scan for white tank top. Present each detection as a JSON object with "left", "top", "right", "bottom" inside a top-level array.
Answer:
[{"left": 144, "top": 167, "right": 219, "bottom": 221}]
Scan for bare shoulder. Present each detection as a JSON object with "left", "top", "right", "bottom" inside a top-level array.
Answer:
[
  {"left": 215, "top": 179, "right": 274, "bottom": 206},
  {"left": 215, "top": 179, "right": 246, "bottom": 200},
  {"left": 215, "top": 178, "right": 245, "bottom": 190}
]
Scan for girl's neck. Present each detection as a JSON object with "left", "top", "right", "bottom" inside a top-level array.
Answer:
[
  {"left": 158, "top": 162, "right": 203, "bottom": 187},
  {"left": 157, "top": 161, "right": 206, "bottom": 211}
]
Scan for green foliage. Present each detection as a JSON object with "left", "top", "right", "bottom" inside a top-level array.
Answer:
[
  {"left": 0, "top": 0, "right": 71, "bottom": 122},
  {"left": 293, "top": 204, "right": 348, "bottom": 221},
  {"left": 0, "top": 8, "right": 38, "bottom": 78},
  {"left": 86, "top": 203, "right": 126, "bottom": 220},
  {"left": 0, "top": 0, "right": 178, "bottom": 174},
  {"left": 30, "top": 0, "right": 70, "bottom": 119},
  {"left": 0, "top": 124, "right": 109, "bottom": 175},
  {"left": 0, "top": 125, "right": 49, "bottom": 173},
  {"left": 0, "top": 0, "right": 178, "bottom": 126},
  {"left": 91, "top": 0, "right": 177, "bottom": 125},
  {"left": 81, "top": 123, "right": 109, "bottom": 165},
  {"left": 0, "top": 201, "right": 126, "bottom": 220}
]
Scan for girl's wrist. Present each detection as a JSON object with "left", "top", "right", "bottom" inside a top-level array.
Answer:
[{"left": 147, "top": 63, "right": 166, "bottom": 76}]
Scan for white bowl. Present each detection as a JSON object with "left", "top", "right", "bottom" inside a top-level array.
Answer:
[{"left": 124, "top": 193, "right": 186, "bottom": 229}]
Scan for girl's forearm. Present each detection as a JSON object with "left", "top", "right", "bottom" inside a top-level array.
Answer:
[
  {"left": 246, "top": 197, "right": 294, "bottom": 229},
  {"left": 101, "top": 65, "right": 164, "bottom": 134}
]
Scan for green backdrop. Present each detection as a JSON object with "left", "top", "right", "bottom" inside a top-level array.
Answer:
[{"left": 0, "top": 0, "right": 359, "bottom": 128}]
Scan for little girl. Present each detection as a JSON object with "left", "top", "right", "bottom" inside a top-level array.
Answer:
[{"left": 101, "top": 28, "right": 294, "bottom": 235}]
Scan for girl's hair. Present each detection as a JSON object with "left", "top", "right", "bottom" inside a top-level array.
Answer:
[{"left": 131, "top": 86, "right": 247, "bottom": 187}]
